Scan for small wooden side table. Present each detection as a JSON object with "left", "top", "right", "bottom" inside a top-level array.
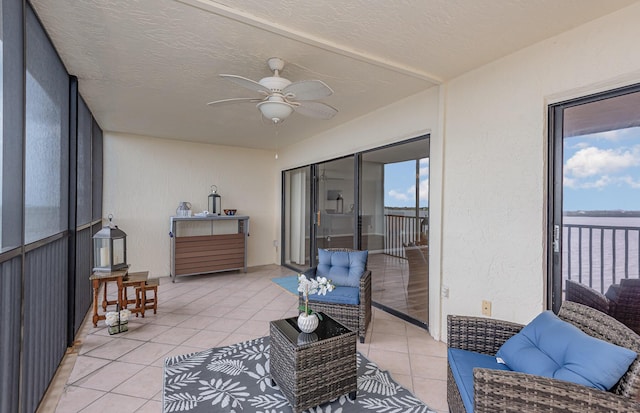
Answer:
[
  {"left": 90, "top": 269, "right": 128, "bottom": 327},
  {"left": 122, "top": 271, "right": 148, "bottom": 318}
]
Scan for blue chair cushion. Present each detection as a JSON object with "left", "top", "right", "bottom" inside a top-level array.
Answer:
[
  {"left": 496, "top": 311, "right": 637, "bottom": 391},
  {"left": 448, "top": 348, "right": 511, "bottom": 413},
  {"left": 316, "top": 249, "right": 368, "bottom": 287},
  {"left": 309, "top": 286, "right": 359, "bottom": 305},
  {"left": 605, "top": 284, "right": 620, "bottom": 301}
]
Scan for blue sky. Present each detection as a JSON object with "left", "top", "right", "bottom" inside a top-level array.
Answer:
[
  {"left": 563, "top": 127, "right": 640, "bottom": 211},
  {"left": 384, "top": 159, "right": 429, "bottom": 207}
]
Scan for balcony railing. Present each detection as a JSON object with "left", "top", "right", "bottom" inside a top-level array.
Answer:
[
  {"left": 563, "top": 223, "right": 640, "bottom": 294},
  {"left": 384, "top": 217, "right": 640, "bottom": 294},
  {"left": 384, "top": 214, "right": 426, "bottom": 258}
]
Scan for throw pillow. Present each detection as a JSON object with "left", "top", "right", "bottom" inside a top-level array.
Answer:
[
  {"left": 317, "top": 249, "right": 368, "bottom": 287},
  {"left": 496, "top": 311, "right": 637, "bottom": 391}
]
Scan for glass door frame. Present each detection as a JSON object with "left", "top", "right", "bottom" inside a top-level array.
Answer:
[
  {"left": 281, "top": 136, "right": 430, "bottom": 329},
  {"left": 314, "top": 155, "right": 358, "bottom": 256},
  {"left": 281, "top": 156, "right": 360, "bottom": 271},
  {"left": 547, "top": 82, "right": 640, "bottom": 312}
]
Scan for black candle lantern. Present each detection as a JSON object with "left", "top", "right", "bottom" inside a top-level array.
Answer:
[
  {"left": 208, "top": 185, "right": 221, "bottom": 215},
  {"left": 93, "top": 214, "right": 128, "bottom": 272}
]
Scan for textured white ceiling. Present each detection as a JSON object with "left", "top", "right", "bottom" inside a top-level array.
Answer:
[{"left": 30, "top": 0, "right": 637, "bottom": 150}]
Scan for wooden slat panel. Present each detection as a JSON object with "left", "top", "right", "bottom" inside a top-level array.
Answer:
[
  {"left": 176, "top": 252, "right": 244, "bottom": 263},
  {"left": 174, "top": 233, "right": 245, "bottom": 276},
  {"left": 176, "top": 258, "right": 245, "bottom": 270},
  {"left": 176, "top": 261, "right": 244, "bottom": 275},
  {"left": 176, "top": 253, "right": 244, "bottom": 267},
  {"left": 175, "top": 247, "right": 245, "bottom": 260},
  {"left": 177, "top": 241, "right": 245, "bottom": 250},
  {"left": 175, "top": 233, "right": 242, "bottom": 245}
]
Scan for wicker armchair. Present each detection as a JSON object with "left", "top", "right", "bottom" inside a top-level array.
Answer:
[
  {"left": 447, "top": 301, "right": 640, "bottom": 413},
  {"left": 566, "top": 278, "right": 640, "bottom": 335},
  {"left": 300, "top": 248, "right": 371, "bottom": 343}
]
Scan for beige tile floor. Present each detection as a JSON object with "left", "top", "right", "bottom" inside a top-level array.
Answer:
[{"left": 39, "top": 264, "right": 448, "bottom": 412}]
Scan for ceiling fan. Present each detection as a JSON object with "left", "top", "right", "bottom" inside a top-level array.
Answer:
[{"left": 207, "top": 57, "right": 338, "bottom": 124}]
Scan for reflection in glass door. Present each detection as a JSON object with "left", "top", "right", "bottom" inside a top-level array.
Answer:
[
  {"left": 362, "top": 138, "right": 429, "bottom": 325},
  {"left": 549, "top": 86, "right": 640, "bottom": 312},
  {"left": 281, "top": 137, "right": 430, "bottom": 328},
  {"left": 316, "top": 157, "right": 355, "bottom": 252},
  {"left": 283, "top": 166, "right": 311, "bottom": 271}
]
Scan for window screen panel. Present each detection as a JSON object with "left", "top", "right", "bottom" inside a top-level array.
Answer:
[
  {"left": 25, "top": 7, "right": 69, "bottom": 243},
  {"left": 77, "top": 97, "right": 91, "bottom": 226}
]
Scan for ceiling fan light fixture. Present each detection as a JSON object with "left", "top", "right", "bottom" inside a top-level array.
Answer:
[
  {"left": 257, "top": 100, "right": 294, "bottom": 124},
  {"left": 210, "top": 57, "right": 338, "bottom": 124}
]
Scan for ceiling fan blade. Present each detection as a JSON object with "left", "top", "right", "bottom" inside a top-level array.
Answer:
[
  {"left": 293, "top": 101, "right": 338, "bottom": 120},
  {"left": 283, "top": 80, "right": 333, "bottom": 100},
  {"left": 220, "top": 74, "right": 271, "bottom": 95},
  {"left": 207, "top": 97, "right": 264, "bottom": 106}
]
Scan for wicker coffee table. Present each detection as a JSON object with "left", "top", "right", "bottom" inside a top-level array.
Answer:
[{"left": 269, "top": 313, "right": 357, "bottom": 413}]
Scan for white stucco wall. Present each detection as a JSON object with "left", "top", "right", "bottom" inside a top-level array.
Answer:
[
  {"left": 441, "top": 2, "right": 640, "bottom": 333},
  {"left": 276, "top": 2, "right": 640, "bottom": 340},
  {"left": 103, "top": 133, "right": 278, "bottom": 278}
]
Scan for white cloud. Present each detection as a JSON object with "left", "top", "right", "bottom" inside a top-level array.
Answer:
[
  {"left": 564, "top": 176, "right": 577, "bottom": 189},
  {"left": 389, "top": 178, "right": 430, "bottom": 203},
  {"left": 564, "top": 174, "right": 640, "bottom": 190},
  {"left": 419, "top": 159, "right": 429, "bottom": 177},
  {"left": 419, "top": 179, "right": 429, "bottom": 201},
  {"left": 565, "top": 146, "right": 640, "bottom": 178},
  {"left": 388, "top": 189, "right": 412, "bottom": 202},
  {"left": 580, "top": 175, "right": 613, "bottom": 189},
  {"left": 571, "top": 142, "right": 591, "bottom": 149},
  {"left": 621, "top": 176, "right": 640, "bottom": 189}
]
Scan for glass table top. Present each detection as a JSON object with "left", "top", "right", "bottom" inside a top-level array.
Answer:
[{"left": 271, "top": 313, "right": 353, "bottom": 346}]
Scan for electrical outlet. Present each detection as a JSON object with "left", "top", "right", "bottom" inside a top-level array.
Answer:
[
  {"left": 482, "top": 300, "right": 492, "bottom": 316},
  {"left": 441, "top": 285, "right": 449, "bottom": 298}
]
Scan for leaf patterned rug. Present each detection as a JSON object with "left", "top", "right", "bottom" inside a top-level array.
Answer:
[{"left": 163, "top": 336, "right": 435, "bottom": 413}]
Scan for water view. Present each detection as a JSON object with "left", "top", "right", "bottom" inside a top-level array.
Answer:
[{"left": 562, "top": 214, "right": 640, "bottom": 294}]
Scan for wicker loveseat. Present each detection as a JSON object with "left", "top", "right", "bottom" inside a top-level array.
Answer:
[
  {"left": 566, "top": 278, "right": 640, "bottom": 335},
  {"left": 301, "top": 248, "right": 372, "bottom": 343},
  {"left": 447, "top": 301, "right": 640, "bottom": 412}
]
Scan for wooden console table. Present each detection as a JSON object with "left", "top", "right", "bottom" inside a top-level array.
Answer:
[
  {"left": 90, "top": 269, "right": 128, "bottom": 327},
  {"left": 169, "top": 215, "right": 249, "bottom": 282}
]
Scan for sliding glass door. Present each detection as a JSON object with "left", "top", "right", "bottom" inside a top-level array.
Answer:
[
  {"left": 316, "top": 156, "right": 356, "bottom": 252},
  {"left": 361, "top": 138, "right": 429, "bottom": 324},
  {"left": 283, "top": 166, "right": 312, "bottom": 271},
  {"left": 282, "top": 136, "right": 430, "bottom": 326},
  {"left": 548, "top": 85, "right": 640, "bottom": 312},
  {"left": 283, "top": 158, "right": 356, "bottom": 271}
]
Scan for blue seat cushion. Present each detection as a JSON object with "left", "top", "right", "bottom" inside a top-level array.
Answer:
[
  {"left": 309, "top": 286, "right": 359, "bottom": 305},
  {"left": 496, "top": 311, "right": 637, "bottom": 391},
  {"left": 448, "top": 348, "right": 511, "bottom": 413},
  {"left": 316, "top": 249, "right": 368, "bottom": 287}
]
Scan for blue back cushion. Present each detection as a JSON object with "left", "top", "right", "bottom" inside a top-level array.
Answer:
[
  {"left": 496, "top": 311, "right": 637, "bottom": 391},
  {"left": 316, "top": 249, "right": 368, "bottom": 287}
]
